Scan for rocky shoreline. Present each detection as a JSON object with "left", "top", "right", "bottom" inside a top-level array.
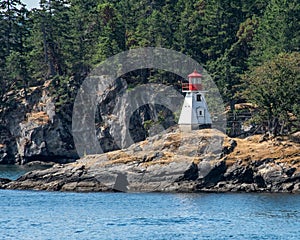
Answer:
[{"left": 1, "top": 129, "right": 299, "bottom": 193}]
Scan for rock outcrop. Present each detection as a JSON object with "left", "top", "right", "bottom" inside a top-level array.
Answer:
[
  {"left": 0, "top": 126, "right": 17, "bottom": 164},
  {"left": 0, "top": 78, "right": 177, "bottom": 164},
  {"left": 1, "top": 128, "right": 299, "bottom": 193},
  {"left": 0, "top": 82, "right": 78, "bottom": 164}
]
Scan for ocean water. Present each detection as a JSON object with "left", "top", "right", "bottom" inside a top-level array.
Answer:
[
  {"left": 0, "top": 164, "right": 50, "bottom": 180},
  {"left": 0, "top": 168, "right": 300, "bottom": 239},
  {"left": 0, "top": 190, "right": 300, "bottom": 240}
]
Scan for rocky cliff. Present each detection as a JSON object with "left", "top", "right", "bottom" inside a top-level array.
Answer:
[
  {"left": 1, "top": 128, "right": 299, "bottom": 193},
  {"left": 0, "top": 79, "right": 176, "bottom": 164},
  {"left": 0, "top": 82, "right": 78, "bottom": 164}
]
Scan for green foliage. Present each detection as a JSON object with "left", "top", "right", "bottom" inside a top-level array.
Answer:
[
  {"left": 209, "top": 16, "right": 259, "bottom": 105},
  {"left": 48, "top": 75, "right": 78, "bottom": 118},
  {"left": 174, "top": 0, "right": 205, "bottom": 62},
  {"left": 0, "top": 0, "right": 298, "bottom": 135},
  {"left": 241, "top": 52, "right": 300, "bottom": 135},
  {"left": 249, "top": 0, "right": 300, "bottom": 66},
  {"left": 143, "top": 119, "right": 154, "bottom": 131},
  {"left": 0, "top": 0, "right": 30, "bottom": 102},
  {"left": 92, "top": 3, "right": 125, "bottom": 63}
]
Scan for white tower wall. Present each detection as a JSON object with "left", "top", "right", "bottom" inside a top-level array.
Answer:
[{"left": 178, "top": 91, "right": 212, "bottom": 131}]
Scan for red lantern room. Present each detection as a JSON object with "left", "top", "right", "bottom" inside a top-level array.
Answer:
[{"left": 182, "top": 70, "right": 203, "bottom": 92}]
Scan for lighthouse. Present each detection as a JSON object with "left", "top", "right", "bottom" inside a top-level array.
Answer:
[{"left": 178, "top": 70, "right": 212, "bottom": 131}]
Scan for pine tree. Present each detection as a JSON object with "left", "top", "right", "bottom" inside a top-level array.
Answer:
[
  {"left": 249, "top": 0, "right": 300, "bottom": 66},
  {"left": 0, "top": 0, "right": 30, "bottom": 101},
  {"left": 174, "top": 0, "right": 205, "bottom": 63},
  {"left": 201, "top": 0, "right": 268, "bottom": 106},
  {"left": 66, "top": 0, "right": 100, "bottom": 78},
  {"left": 92, "top": 3, "right": 125, "bottom": 64},
  {"left": 210, "top": 16, "right": 259, "bottom": 105},
  {"left": 0, "top": 0, "right": 25, "bottom": 55},
  {"left": 36, "top": 0, "right": 70, "bottom": 77},
  {"left": 201, "top": 0, "right": 244, "bottom": 63}
]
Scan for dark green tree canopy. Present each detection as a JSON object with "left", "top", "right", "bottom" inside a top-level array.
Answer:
[{"left": 0, "top": 0, "right": 298, "bottom": 135}]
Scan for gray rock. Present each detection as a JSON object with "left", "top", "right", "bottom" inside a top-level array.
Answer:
[
  {"left": 0, "top": 126, "right": 17, "bottom": 164},
  {"left": 0, "top": 178, "right": 11, "bottom": 185},
  {"left": 257, "top": 164, "right": 288, "bottom": 185},
  {"left": 225, "top": 164, "right": 254, "bottom": 183},
  {"left": 290, "top": 131, "right": 300, "bottom": 143},
  {"left": 1, "top": 85, "right": 78, "bottom": 164},
  {"left": 196, "top": 160, "right": 227, "bottom": 189},
  {"left": 293, "top": 183, "right": 300, "bottom": 193},
  {"left": 1, "top": 77, "right": 180, "bottom": 164},
  {"left": 1, "top": 128, "right": 299, "bottom": 194}
]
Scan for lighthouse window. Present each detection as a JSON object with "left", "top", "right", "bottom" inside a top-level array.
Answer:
[
  {"left": 196, "top": 94, "right": 202, "bottom": 102},
  {"left": 199, "top": 110, "right": 203, "bottom": 116}
]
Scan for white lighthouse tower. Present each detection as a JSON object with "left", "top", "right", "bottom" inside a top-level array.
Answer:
[{"left": 178, "top": 70, "right": 212, "bottom": 131}]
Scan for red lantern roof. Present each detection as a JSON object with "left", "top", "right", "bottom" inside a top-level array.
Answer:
[{"left": 188, "top": 70, "right": 202, "bottom": 78}]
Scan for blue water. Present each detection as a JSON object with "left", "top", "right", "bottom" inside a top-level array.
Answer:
[
  {"left": 0, "top": 165, "right": 50, "bottom": 180},
  {"left": 0, "top": 190, "right": 299, "bottom": 240}
]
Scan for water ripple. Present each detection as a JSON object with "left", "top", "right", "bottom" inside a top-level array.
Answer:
[{"left": 0, "top": 190, "right": 300, "bottom": 239}]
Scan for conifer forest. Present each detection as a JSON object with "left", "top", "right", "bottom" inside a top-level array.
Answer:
[{"left": 0, "top": 0, "right": 299, "bottom": 136}]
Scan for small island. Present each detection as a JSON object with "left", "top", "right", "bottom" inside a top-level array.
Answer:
[
  {"left": 0, "top": 0, "right": 299, "bottom": 194},
  {"left": 1, "top": 128, "right": 299, "bottom": 193}
]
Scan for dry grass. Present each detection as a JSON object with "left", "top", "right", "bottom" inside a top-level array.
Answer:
[
  {"left": 37, "top": 102, "right": 46, "bottom": 108},
  {"left": 104, "top": 150, "right": 139, "bottom": 165},
  {"left": 139, "top": 140, "right": 149, "bottom": 148},
  {"left": 224, "top": 135, "right": 300, "bottom": 168},
  {"left": 162, "top": 139, "right": 181, "bottom": 151},
  {"left": 27, "top": 111, "right": 49, "bottom": 125},
  {"left": 75, "top": 129, "right": 299, "bottom": 173}
]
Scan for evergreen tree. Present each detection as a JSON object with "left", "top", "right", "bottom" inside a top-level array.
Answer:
[
  {"left": 210, "top": 16, "right": 259, "bottom": 106},
  {"left": 249, "top": 0, "right": 300, "bottom": 66},
  {"left": 0, "top": 0, "right": 30, "bottom": 101},
  {"left": 92, "top": 3, "right": 125, "bottom": 64},
  {"left": 175, "top": 0, "right": 205, "bottom": 63},
  {"left": 67, "top": 0, "right": 100, "bottom": 77},
  {"left": 201, "top": 0, "right": 268, "bottom": 107},
  {"left": 0, "top": 0, "right": 25, "bottom": 55},
  {"left": 0, "top": 0, "right": 298, "bottom": 136},
  {"left": 201, "top": 0, "right": 244, "bottom": 63},
  {"left": 37, "top": 0, "right": 70, "bottom": 77}
]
